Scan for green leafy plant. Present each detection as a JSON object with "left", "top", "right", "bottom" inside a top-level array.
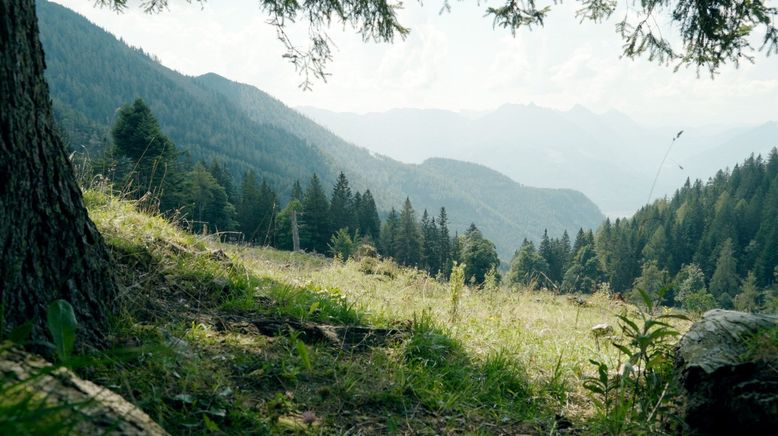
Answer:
[
  {"left": 583, "top": 288, "right": 687, "bottom": 434},
  {"left": 47, "top": 300, "right": 77, "bottom": 363}
]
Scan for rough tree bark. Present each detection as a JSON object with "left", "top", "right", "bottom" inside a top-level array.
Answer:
[{"left": 0, "top": 0, "right": 116, "bottom": 348}]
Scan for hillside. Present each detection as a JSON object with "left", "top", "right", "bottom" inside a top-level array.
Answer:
[
  {"left": 595, "top": 150, "right": 778, "bottom": 296},
  {"left": 300, "top": 105, "right": 778, "bottom": 217},
  {"left": 59, "top": 186, "right": 642, "bottom": 433},
  {"left": 39, "top": 2, "right": 330, "bottom": 192},
  {"left": 37, "top": 0, "right": 604, "bottom": 260}
]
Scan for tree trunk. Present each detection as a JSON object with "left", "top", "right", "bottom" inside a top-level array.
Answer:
[
  {"left": 291, "top": 210, "right": 300, "bottom": 252},
  {"left": 0, "top": 0, "right": 116, "bottom": 349}
]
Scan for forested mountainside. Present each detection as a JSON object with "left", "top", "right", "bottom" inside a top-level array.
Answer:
[
  {"left": 600, "top": 151, "right": 778, "bottom": 295},
  {"left": 38, "top": 1, "right": 332, "bottom": 193},
  {"left": 37, "top": 0, "right": 604, "bottom": 260},
  {"left": 193, "top": 74, "right": 603, "bottom": 259},
  {"left": 510, "top": 150, "right": 778, "bottom": 312},
  {"left": 300, "top": 105, "right": 778, "bottom": 217}
]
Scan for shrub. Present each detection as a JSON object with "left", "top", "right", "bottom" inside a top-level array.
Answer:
[{"left": 583, "top": 289, "right": 687, "bottom": 434}]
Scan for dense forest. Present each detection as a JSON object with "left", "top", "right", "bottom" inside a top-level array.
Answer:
[
  {"left": 102, "top": 98, "right": 500, "bottom": 284},
  {"left": 509, "top": 150, "right": 778, "bottom": 313},
  {"left": 36, "top": 0, "right": 604, "bottom": 260}
]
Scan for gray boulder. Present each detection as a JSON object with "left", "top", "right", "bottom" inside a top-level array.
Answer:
[{"left": 676, "top": 309, "right": 778, "bottom": 435}]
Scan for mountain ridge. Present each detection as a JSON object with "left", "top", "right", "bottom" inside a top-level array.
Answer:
[
  {"left": 298, "top": 104, "right": 777, "bottom": 217},
  {"left": 37, "top": 0, "right": 605, "bottom": 260}
]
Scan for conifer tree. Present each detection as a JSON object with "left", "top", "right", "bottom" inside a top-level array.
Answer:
[
  {"left": 394, "top": 198, "right": 421, "bottom": 266},
  {"left": 112, "top": 98, "right": 182, "bottom": 210},
  {"left": 379, "top": 208, "right": 400, "bottom": 258},
  {"left": 438, "top": 208, "right": 452, "bottom": 278},
  {"left": 330, "top": 172, "right": 355, "bottom": 234},
  {"left": 561, "top": 240, "right": 603, "bottom": 294},
  {"left": 421, "top": 210, "right": 440, "bottom": 275},
  {"left": 358, "top": 189, "right": 381, "bottom": 243},
  {"left": 754, "top": 175, "right": 778, "bottom": 284},
  {"left": 302, "top": 173, "right": 331, "bottom": 253},
  {"left": 539, "top": 229, "right": 555, "bottom": 277},
  {"left": 572, "top": 228, "right": 587, "bottom": 256},
  {"left": 353, "top": 191, "right": 363, "bottom": 228},
  {"left": 207, "top": 159, "right": 237, "bottom": 204},
  {"left": 255, "top": 179, "right": 278, "bottom": 245},
  {"left": 451, "top": 232, "right": 462, "bottom": 266},
  {"left": 290, "top": 179, "right": 304, "bottom": 202},
  {"left": 710, "top": 238, "right": 739, "bottom": 307},
  {"left": 237, "top": 170, "right": 261, "bottom": 242},
  {"left": 557, "top": 230, "right": 572, "bottom": 277},
  {"left": 181, "top": 162, "right": 236, "bottom": 234}
]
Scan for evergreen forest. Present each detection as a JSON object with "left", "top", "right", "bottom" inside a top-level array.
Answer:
[{"left": 508, "top": 151, "right": 778, "bottom": 313}]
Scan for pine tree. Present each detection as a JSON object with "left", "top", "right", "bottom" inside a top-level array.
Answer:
[
  {"left": 112, "top": 98, "right": 181, "bottom": 209},
  {"left": 451, "top": 232, "right": 462, "bottom": 266},
  {"left": 562, "top": 240, "right": 603, "bottom": 294},
  {"left": 421, "top": 210, "right": 440, "bottom": 274},
  {"left": 329, "top": 172, "right": 355, "bottom": 234},
  {"left": 641, "top": 225, "right": 669, "bottom": 266},
  {"left": 255, "top": 179, "right": 278, "bottom": 246},
  {"left": 207, "top": 159, "right": 237, "bottom": 204},
  {"left": 538, "top": 229, "right": 555, "bottom": 279},
  {"left": 302, "top": 174, "right": 331, "bottom": 253},
  {"left": 557, "top": 230, "right": 572, "bottom": 278},
  {"left": 358, "top": 189, "right": 381, "bottom": 243},
  {"left": 379, "top": 208, "right": 400, "bottom": 258},
  {"left": 181, "top": 162, "right": 236, "bottom": 234},
  {"left": 291, "top": 179, "right": 304, "bottom": 202},
  {"left": 237, "top": 170, "right": 261, "bottom": 242},
  {"left": 353, "top": 191, "right": 363, "bottom": 229},
  {"left": 394, "top": 198, "right": 421, "bottom": 266},
  {"left": 438, "top": 207, "right": 452, "bottom": 278},
  {"left": 710, "top": 238, "right": 739, "bottom": 308},
  {"left": 754, "top": 175, "right": 778, "bottom": 285}
]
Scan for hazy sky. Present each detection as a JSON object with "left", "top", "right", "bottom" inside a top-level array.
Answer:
[{"left": 52, "top": 0, "right": 778, "bottom": 126}]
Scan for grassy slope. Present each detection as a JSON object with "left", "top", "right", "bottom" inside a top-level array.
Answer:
[{"left": 81, "top": 189, "right": 663, "bottom": 434}]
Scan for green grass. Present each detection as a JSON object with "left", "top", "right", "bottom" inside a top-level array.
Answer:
[{"left": 70, "top": 188, "right": 690, "bottom": 433}]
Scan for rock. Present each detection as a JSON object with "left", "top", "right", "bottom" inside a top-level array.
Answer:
[
  {"left": 675, "top": 309, "right": 778, "bottom": 434},
  {"left": 0, "top": 347, "right": 168, "bottom": 435},
  {"left": 591, "top": 323, "right": 613, "bottom": 337}
]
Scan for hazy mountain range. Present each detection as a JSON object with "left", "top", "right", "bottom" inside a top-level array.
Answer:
[
  {"left": 37, "top": 0, "right": 604, "bottom": 260},
  {"left": 299, "top": 106, "right": 778, "bottom": 217}
]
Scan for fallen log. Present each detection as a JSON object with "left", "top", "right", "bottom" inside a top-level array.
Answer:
[{"left": 0, "top": 347, "right": 167, "bottom": 435}]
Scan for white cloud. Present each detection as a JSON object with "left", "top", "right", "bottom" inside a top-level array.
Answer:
[{"left": 51, "top": 0, "right": 778, "bottom": 126}]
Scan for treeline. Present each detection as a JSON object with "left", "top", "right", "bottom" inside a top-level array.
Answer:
[
  {"left": 92, "top": 99, "right": 500, "bottom": 284},
  {"left": 509, "top": 150, "right": 778, "bottom": 313}
]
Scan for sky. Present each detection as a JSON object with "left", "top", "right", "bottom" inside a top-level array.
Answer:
[{"left": 52, "top": 0, "right": 778, "bottom": 126}]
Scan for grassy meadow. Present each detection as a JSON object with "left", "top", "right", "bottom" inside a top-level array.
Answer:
[{"left": 62, "top": 188, "right": 688, "bottom": 434}]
